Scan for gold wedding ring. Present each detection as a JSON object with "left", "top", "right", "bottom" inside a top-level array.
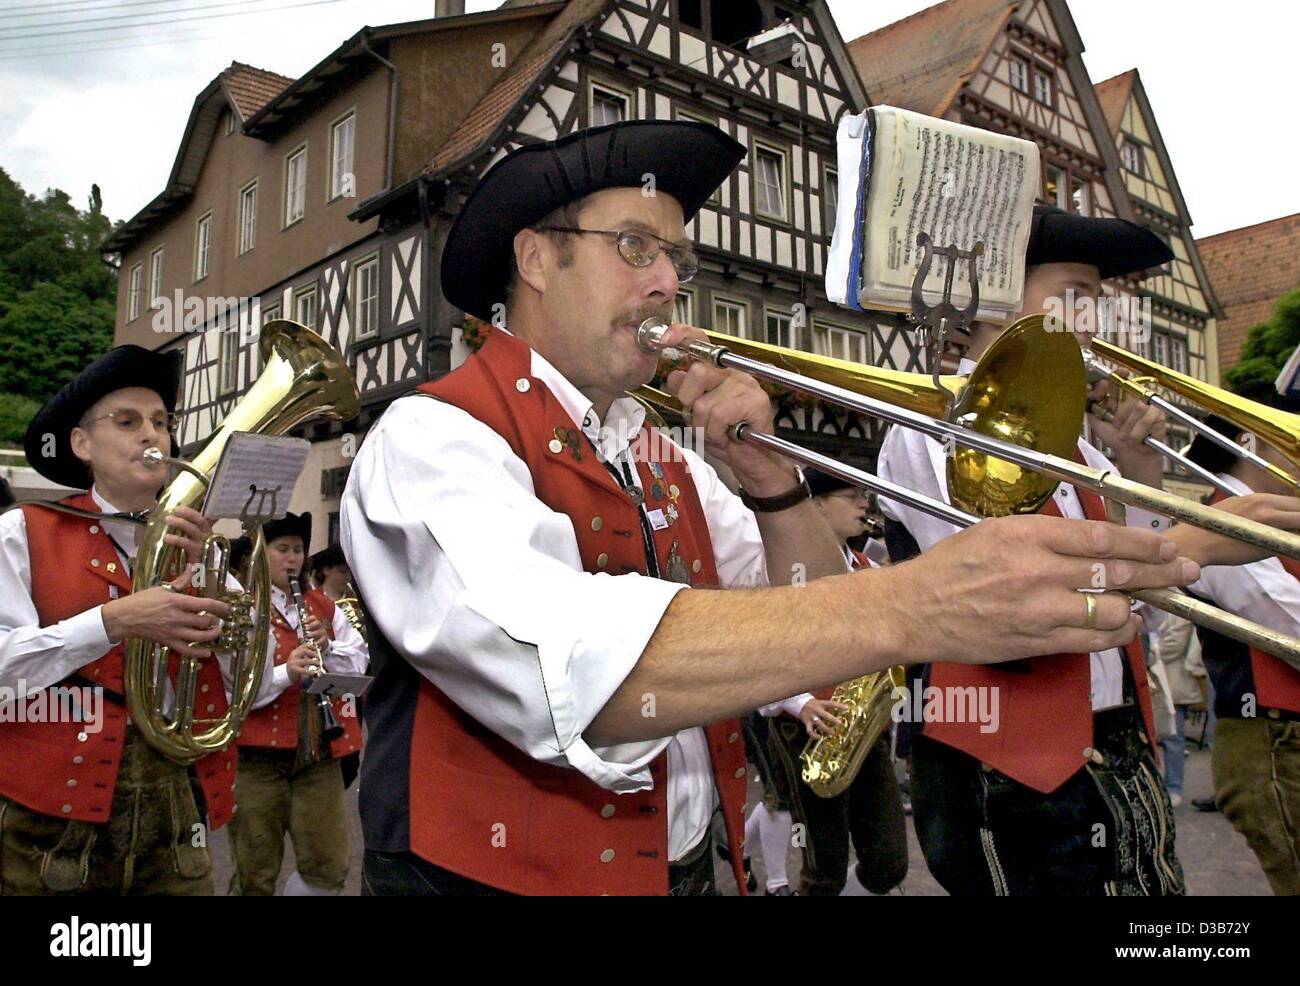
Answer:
[{"left": 1083, "top": 593, "right": 1098, "bottom": 630}]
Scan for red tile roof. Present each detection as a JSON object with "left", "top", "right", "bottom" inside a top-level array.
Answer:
[
  {"left": 1198, "top": 213, "right": 1300, "bottom": 370},
  {"left": 1093, "top": 69, "right": 1135, "bottom": 135},
  {"left": 847, "top": 0, "right": 1017, "bottom": 114},
  {"left": 221, "top": 61, "right": 295, "bottom": 121}
]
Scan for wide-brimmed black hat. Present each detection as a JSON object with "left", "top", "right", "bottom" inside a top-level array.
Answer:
[
  {"left": 23, "top": 345, "right": 182, "bottom": 490},
  {"left": 310, "top": 543, "right": 347, "bottom": 574},
  {"left": 262, "top": 511, "right": 312, "bottom": 549},
  {"left": 1026, "top": 204, "right": 1173, "bottom": 279},
  {"left": 441, "top": 121, "right": 745, "bottom": 322},
  {"left": 805, "top": 468, "right": 858, "bottom": 499}
]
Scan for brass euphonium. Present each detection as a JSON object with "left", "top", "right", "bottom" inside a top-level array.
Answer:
[
  {"left": 336, "top": 581, "right": 368, "bottom": 643},
  {"left": 125, "top": 320, "right": 360, "bottom": 764}
]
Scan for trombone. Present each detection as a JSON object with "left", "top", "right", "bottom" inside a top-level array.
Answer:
[
  {"left": 632, "top": 315, "right": 1300, "bottom": 668},
  {"left": 1084, "top": 338, "right": 1300, "bottom": 495}
]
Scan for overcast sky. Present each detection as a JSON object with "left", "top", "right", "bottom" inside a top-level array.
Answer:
[{"left": 0, "top": 0, "right": 1292, "bottom": 239}]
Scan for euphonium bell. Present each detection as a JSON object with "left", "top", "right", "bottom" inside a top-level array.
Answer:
[{"left": 125, "top": 320, "right": 360, "bottom": 764}]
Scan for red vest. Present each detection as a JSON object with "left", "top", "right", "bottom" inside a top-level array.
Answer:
[
  {"left": 924, "top": 482, "right": 1156, "bottom": 794},
  {"left": 403, "top": 328, "right": 748, "bottom": 895},
  {"left": 2, "top": 494, "right": 237, "bottom": 827},
  {"left": 1210, "top": 490, "right": 1300, "bottom": 715},
  {"left": 237, "top": 589, "right": 363, "bottom": 757}
]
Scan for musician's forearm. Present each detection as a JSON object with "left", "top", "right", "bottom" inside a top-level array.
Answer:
[
  {"left": 585, "top": 573, "right": 903, "bottom": 744},
  {"left": 755, "top": 497, "right": 849, "bottom": 586}
]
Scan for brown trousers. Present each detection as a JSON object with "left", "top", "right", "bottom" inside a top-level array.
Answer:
[
  {"left": 0, "top": 728, "right": 212, "bottom": 895},
  {"left": 228, "top": 748, "right": 349, "bottom": 895},
  {"left": 1213, "top": 716, "right": 1300, "bottom": 895}
]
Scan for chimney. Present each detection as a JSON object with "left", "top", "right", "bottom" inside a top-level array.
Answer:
[{"left": 435, "top": 0, "right": 466, "bottom": 16}]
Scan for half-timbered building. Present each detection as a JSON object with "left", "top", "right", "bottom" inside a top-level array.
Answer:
[
  {"left": 846, "top": 0, "right": 1221, "bottom": 494},
  {"left": 104, "top": 0, "right": 884, "bottom": 542}
]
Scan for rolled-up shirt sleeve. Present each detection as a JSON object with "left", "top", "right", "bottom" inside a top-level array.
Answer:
[
  {"left": 0, "top": 509, "right": 115, "bottom": 694},
  {"left": 341, "top": 397, "right": 688, "bottom": 793}
]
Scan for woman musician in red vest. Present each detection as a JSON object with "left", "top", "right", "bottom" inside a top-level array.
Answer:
[
  {"left": 226, "top": 512, "right": 367, "bottom": 895},
  {"left": 0, "top": 346, "right": 259, "bottom": 894},
  {"left": 1182, "top": 395, "right": 1300, "bottom": 895},
  {"left": 340, "top": 122, "right": 1204, "bottom": 896},
  {"left": 879, "top": 206, "right": 1300, "bottom": 895}
]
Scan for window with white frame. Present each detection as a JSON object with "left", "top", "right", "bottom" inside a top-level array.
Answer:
[
  {"left": 814, "top": 322, "right": 869, "bottom": 364},
  {"left": 1121, "top": 139, "right": 1142, "bottom": 174},
  {"left": 353, "top": 255, "right": 380, "bottom": 341},
  {"left": 218, "top": 305, "right": 240, "bottom": 395},
  {"left": 1170, "top": 337, "right": 1187, "bottom": 374},
  {"left": 1010, "top": 55, "right": 1030, "bottom": 94},
  {"left": 262, "top": 302, "right": 281, "bottom": 326},
  {"left": 673, "top": 289, "right": 695, "bottom": 326},
  {"left": 824, "top": 166, "right": 839, "bottom": 236},
  {"left": 226, "top": 112, "right": 235, "bottom": 136},
  {"left": 330, "top": 112, "right": 355, "bottom": 200},
  {"left": 1070, "top": 177, "right": 1089, "bottom": 216},
  {"left": 194, "top": 212, "right": 211, "bottom": 281},
  {"left": 285, "top": 146, "right": 307, "bottom": 226},
  {"left": 1153, "top": 332, "right": 1168, "bottom": 367},
  {"left": 294, "top": 285, "right": 317, "bottom": 330},
  {"left": 765, "top": 309, "right": 795, "bottom": 348},
  {"left": 591, "top": 84, "right": 630, "bottom": 127},
  {"left": 1033, "top": 68, "right": 1053, "bottom": 105},
  {"left": 1044, "top": 164, "right": 1067, "bottom": 209},
  {"left": 127, "top": 264, "right": 142, "bottom": 321},
  {"left": 712, "top": 297, "right": 749, "bottom": 338},
  {"left": 238, "top": 181, "right": 257, "bottom": 255},
  {"left": 149, "top": 247, "right": 164, "bottom": 308},
  {"left": 754, "top": 144, "right": 787, "bottom": 221}
]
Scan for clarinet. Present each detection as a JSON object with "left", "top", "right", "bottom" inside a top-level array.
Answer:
[{"left": 287, "top": 574, "right": 345, "bottom": 762}]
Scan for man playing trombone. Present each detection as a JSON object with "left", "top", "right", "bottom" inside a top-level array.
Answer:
[
  {"left": 341, "top": 122, "right": 1201, "bottom": 896},
  {"left": 1183, "top": 392, "right": 1300, "bottom": 895},
  {"left": 0, "top": 347, "right": 243, "bottom": 895},
  {"left": 879, "top": 205, "right": 1300, "bottom": 895}
]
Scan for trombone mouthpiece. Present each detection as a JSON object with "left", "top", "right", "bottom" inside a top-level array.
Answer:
[
  {"left": 637, "top": 318, "right": 671, "bottom": 354},
  {"left": 142, "top": 447, "right": 165, "bottom": 466}
]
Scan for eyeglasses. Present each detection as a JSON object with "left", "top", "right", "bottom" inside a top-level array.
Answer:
[
  {"left": 85, "top": 409, "right": 179, "bottom": 434},
  {"left": 543, "top": 227, "right": 699, "bottom": 283}
]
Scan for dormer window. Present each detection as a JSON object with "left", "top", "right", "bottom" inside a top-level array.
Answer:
[
  {"left": 1033, "top": 68, "right": 1053, "bottom": 105},
  {"left": 1010, "top": 55, "right": 1030, "bottom": 94},
  {"left": 1121, "top": 139, "right": 1143, "bottom": 175}
]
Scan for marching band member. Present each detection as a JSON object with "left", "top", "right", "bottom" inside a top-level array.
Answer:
[
  {"left": 0, "top": 347, "right": 243, "bottom": 895},
  {"left": 341, "top": 121, "right": 1199, "bottom": 896},
  {"left": 1183, "top": 396, "right": 1300, "bottom": 895},
  {"left": 310, "top": 543, "right": 351, "bottom": 601},
  {"left": 879, "top": 205, "right": 1299, "bottom": 895},
  {"left": 760, "top": 470, "right": 907, "bottom": 896},
  {"left": 227, "top": 513, "right": 368, "bottom": 896}
]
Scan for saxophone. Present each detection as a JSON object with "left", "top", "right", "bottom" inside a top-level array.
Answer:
[{"left": 799, "top": 666, "right": 906, "bottom": 798}]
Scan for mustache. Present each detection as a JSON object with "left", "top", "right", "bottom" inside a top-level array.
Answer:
[{"left": 613, "top": 303, "right": 673, "bottom": 330}]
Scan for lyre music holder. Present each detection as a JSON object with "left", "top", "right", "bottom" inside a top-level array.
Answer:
[{"left": 907, "top": 233, "right": 984, "bottom": 418}]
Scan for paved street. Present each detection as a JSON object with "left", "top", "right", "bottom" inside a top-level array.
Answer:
[{"left": 209, "top": 738, "right": 1270, "bottom": 896}]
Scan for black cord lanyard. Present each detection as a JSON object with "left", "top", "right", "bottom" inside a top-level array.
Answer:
[{"left": 599, "top": 451, "right": 661, "bottom": 580}]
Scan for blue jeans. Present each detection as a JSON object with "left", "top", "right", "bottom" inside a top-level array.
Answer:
[{"left": 1161, "top": 706, "right": 1187, "bottom": 796}]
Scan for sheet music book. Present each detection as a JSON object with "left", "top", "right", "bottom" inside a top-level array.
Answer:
[
  {"left": 827, "top": 106, "right": 1040, "bottom": 322},
  {"left": 306, "top": 672, "right": 374, "bottom": 700},
  {"left": 201, "top": 432, "right": 310, "bottom": 523}
]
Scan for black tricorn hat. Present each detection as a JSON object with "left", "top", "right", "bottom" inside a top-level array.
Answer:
[
  {"left": 1026, "top": 204, "right": 1173, "bottom": 280},
  {"left": 441, "top": 121, "right": 745, "bottom": 322},
  {"left": 262, "top": 511, "right": 312, "bottom": 550},
  {"left": 23, "top": 345, "right": 182, "bottom": 490}
]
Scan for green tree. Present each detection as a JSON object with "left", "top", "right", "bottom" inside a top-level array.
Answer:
[
  {"left": 1224, "top": 287, "right": 1300, "bottom": 393},
  {"left": 0, "top": 167, "right": 119, "bottom": 440}
]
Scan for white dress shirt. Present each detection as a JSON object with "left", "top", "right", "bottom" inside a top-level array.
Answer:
[
  {"left": 876, "top": 370, "right": 1169, "bottom": 710},
  {"left": 0, "top": 486, "right": 277, "bottom": 704},
  {"left": 1188, "top": 473, "right": 1300, "bottom": 639},
  {"left": 252, "top": 584, "right": 370, "bottom": 709},
  {"left": 340, "top": 337, "right": 768, "bottom": 861}
]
